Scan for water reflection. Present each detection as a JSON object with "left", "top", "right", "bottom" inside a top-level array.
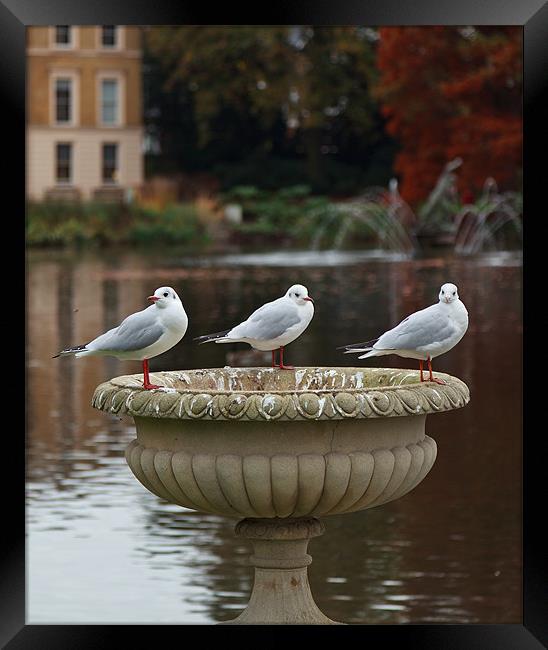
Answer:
[{"left": 26, "top": 247, "right": 521, "bottom": 624}]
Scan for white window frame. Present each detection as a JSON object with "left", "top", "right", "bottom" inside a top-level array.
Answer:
[
  {"left": 50, "top": 26, "right": 78, "bottom": 50},
  {"left": 50, "top": 70, "right": 79, "bottom": 127},
  {"left": 97, "top": 26, "right": 124, "bottom": 51},
  {"left": 54, "top": 142, "right": 73, "bottom": 185},
  {"left": 97, "top": 71, "right": 125, "bottom": 127},
  {"left": 101, "top": 142, "right": 120, "bottom": 185}
]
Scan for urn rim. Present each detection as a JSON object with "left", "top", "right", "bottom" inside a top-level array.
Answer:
[{"left": 92, "top": 366, "right": 470, "bottom": 421}]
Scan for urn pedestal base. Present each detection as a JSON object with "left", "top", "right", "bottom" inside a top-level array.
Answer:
[{"left": 223, "top": 517, "right": 341, "bottom": 625}]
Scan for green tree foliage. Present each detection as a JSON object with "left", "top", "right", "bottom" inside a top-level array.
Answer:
[{"left": 144, "top": 26, "right": 395, "bottom": 193}]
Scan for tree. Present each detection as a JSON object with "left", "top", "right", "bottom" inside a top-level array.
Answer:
[
  {"left": 375, "top": 27, "right": 522, "bottom": 206},
  {"left": 441, "top": 27, "right": 522, "bottom": 196},
  {"left": 144, "top": 26, "right": 388, "bottom": 192}
]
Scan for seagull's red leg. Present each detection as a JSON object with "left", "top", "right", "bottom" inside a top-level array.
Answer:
[
  {"left": 278, "top": 346, "right": 294, "bottom": 370},
  {"left": 427, "top": 356, "right": 446, "bottom": 385},
  {"left": 419, "top": 359, "right": 425, "bottom": 382},
  {"left": 272, "top": 349, "right": 277, "bottom": 368},
  {"left": 142, "top": 358, "right": 161, "bottom": 390}
]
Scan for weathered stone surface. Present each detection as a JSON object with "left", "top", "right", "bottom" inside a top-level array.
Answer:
[
  {"left": 95, "top": 366, "right": 470, "bottom": 625},
  {"left": 124, "top": 436, "right": 437, "bottom": 518},
  {"left": 224, "top": 517, "right": 339, "bottom": 624},
  {"left": 92, "top": 367, "right": 470, "bottom": 422}
]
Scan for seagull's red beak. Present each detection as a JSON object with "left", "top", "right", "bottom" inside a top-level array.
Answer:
[
  {"left": 304, "top": 296, "right": 314, "bottom": 303},
  {"left": 147, "top": 295, "right": 159, "bottom": 302}
]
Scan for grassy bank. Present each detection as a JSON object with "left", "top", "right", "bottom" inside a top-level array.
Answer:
[
  {"left": 25, "top": 189, "right": 354, "bottom": 249},
  {"left": 27, "top": 184, "right": 447, "bottom": 250},
  {"left": 26, "top": 201, "right": 211, "bottom": 247}
]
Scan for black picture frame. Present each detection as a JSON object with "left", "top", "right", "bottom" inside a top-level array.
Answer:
[{"left": 13, "top": 0, "right": 545, "bottom": 647}]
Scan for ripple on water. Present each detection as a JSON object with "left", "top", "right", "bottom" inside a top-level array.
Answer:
[{"left": 180, "top": 249, "right": 411, "bottom": 268}]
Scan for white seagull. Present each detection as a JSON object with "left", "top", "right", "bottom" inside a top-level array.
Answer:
[
  {"left": 54, "top": 286, "right": 189, "bottom": 389},
  {"left": 194, "top": 284, "right": 314, "bottom": 369},
  {"left": 339, "top": 282, "right": 468, "bottom": 384}
]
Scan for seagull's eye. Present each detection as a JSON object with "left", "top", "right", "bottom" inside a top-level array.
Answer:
[
  {"left": 452, "top": 291, "right": 456, "bottom": 296},
  {"left": 442, "top": 290, "right": 445, "bottom": 294},
  {"left": 163, "top": 292, "right": 168, "bottom": 297},
  {"left": 295, "top": 293, "right": 299, "bottom": 297}
]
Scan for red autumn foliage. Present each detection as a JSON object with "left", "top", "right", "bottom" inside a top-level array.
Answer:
[{"left": 374, "top": 27, "right": 522, "bottom": 206}]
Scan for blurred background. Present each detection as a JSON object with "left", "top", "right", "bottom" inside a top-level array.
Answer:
[{"left": 26, "top": 25, "right": 522, "bottom": 624}]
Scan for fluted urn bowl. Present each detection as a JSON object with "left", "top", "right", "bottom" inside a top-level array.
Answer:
[{"left": 92, "top": 367, "right": 470, "bottom": 624}]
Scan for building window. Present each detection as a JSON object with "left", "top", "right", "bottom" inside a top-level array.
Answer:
[
  {"left": 56, "top": 143, "right": 72, "bottom": 183},
  {"left": 55, "top": 78, "right": 72, "bottom": 123},
  {"left": 55, "top": 26, "right": 71, "bottom": 46},
  {"left": 101, "top": 78, "right": 119, "bottom": 124},
  {"left": 101, "top": 26, "right": 118, "bottom": 48},
  {"left": 102, "top": 143, "right": 118, "bottom": 184}
]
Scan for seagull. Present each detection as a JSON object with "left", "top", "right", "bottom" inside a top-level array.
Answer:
[
  {"left": 338, "top": 283, "right": 468, "bottom": 384},
  {"left": 194, "top": 284, "right": 314, "bottom": 369},
  {"left": 53, "top": 286, "right": 188, "bottom": 389}
]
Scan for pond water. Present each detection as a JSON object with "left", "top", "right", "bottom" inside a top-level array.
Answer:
[{"left": 26, "top": 245, "right": 522, "bottom": 624}]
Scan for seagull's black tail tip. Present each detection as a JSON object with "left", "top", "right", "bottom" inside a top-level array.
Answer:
[
  {"left": 193, "top": 329, "right": 231, "bottom": 345},
  {"left": 52, "top": 344, "right": 88, "bottom": 358},
  {"left": 193, "top": 336, "right": 215, "bottom": 345},
  {"left": 336, "top": 337, "right": 379, "bottom": 352}
]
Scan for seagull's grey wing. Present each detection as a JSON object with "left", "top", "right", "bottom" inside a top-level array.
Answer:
[
  {"left": 230, "top": 299, "right": 301, "bottom": 341},
  {"left": 376, "top": 304, "right": 452, "bottom": 350},
  {"left": 88, "top": 308, "right": 165, "bottom": 352}
]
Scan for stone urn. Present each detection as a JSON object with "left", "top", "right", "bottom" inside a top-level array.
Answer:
[{"left": 92, "top": 367, "right": 470, "bottom": 624}]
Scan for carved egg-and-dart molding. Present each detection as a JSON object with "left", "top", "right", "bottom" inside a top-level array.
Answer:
[{"left": 92, "top": 367, "right": 469, "bottom": 422}]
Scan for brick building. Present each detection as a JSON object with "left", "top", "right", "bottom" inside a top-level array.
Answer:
[{"left": 26, "top": 26, "right": 144, "bottom": 201}]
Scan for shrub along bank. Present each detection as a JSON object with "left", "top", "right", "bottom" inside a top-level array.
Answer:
[{"left": 26, "top": 201, "right": 209, "bottom": 247}]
